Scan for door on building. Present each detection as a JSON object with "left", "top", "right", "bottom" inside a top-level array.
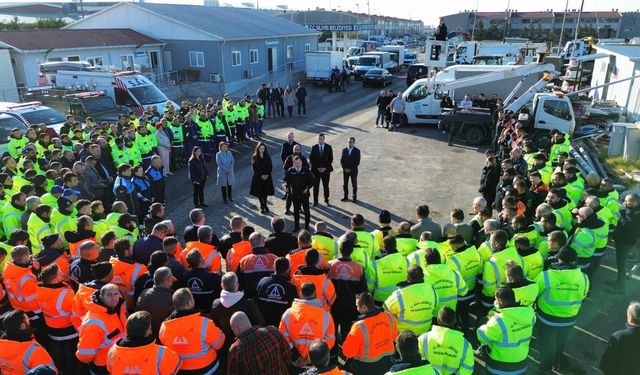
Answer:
[
  {"left": 149, "top": 51, "right": 160, "bottom": 74},
  {"left": 268, "top": 47, "right": 277, "bottom": 72},
  {"left": 162, "top": 50, "right": 173, "bottom": 72}
]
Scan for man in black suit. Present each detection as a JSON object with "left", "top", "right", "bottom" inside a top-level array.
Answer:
[
  {"left": 309, "top": 133, "right": 333, "bottom": 206},
  {"left": 280, "top": 131, "right": 299, "bottom": 164},
  {"left": 340, "top": 137, "right": 361, "bottom": 203},
  {"left": 283, "top": 156, "right": 314, "bottom": 232},
  {"left": 600, "top": 301, "right": 640, "bottom": 375}
]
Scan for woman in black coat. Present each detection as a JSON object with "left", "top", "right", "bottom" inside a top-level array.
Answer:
[
  {"left": 250, "top": 142, "right": 274, "bottom": 214},
  {"left": 479, "top": 155, "right": 500, "bottom": 208},
  {"left": 188, "top": 146, "right": 209, "bottom": 208}
]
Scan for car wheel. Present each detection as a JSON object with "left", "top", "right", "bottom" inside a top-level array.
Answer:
[{"left": 464, "top": 126, "right": 485, "bottom": 145}]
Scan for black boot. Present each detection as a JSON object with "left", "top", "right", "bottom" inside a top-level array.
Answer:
[
  {"left": 221, "top": 186, "right": 228, "bottom": 203},
  {"left": 227, "top": 185, "right": 234, "bottom": 202}
]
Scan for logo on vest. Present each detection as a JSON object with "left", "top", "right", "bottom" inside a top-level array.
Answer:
[
  {"left": 173, "top": 336, "right": 189, "bottom": 345},
  {"left": 123, "top": 366, "right": 142, "bottom": 374},
  {"left": 335, "top": 264, "right": 353, "bottom": 279},
  {"left": 266, "top": 284, "right": 285, "bottom": 300},
  {"left": 188, "top": 278, "right": 204, "bottom": 292},
  {"left": 253, "top": 257, "right": 266, "bottom": 270},
  {"left": 299, "top": 323, "right": 314, "bottom": 337},
  {"left": 112, "top": 275, "right": 124, "bottom": 285}
]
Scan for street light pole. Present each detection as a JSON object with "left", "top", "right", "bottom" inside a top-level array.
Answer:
[{"left": 558, "top": 0, "right": 568, "bottom": 48}]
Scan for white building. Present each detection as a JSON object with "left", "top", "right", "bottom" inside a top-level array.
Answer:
[
  {"left": 0, "top": 28, "right": 165, "bottom": 87},
  {"left": 591, "top": 44, "right": 640, "bottom": 121}
]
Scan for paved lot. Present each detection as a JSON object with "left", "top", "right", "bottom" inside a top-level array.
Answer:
[{"left": 163, "top": 73, "right": 640, "bottom": 374}]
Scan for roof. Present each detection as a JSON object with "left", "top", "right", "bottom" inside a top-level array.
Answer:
[
  {"left": 464, "top": 10, "right": 621, "bottom": 19},
  {"left": 0, "top": 28, "right": 163, "bottom": 52},
  {"left": 134, "top": 3, "right": 318, "bottom": 40},
  {"left": 595, "top": 44, "right": 640, "bottom": 60}
]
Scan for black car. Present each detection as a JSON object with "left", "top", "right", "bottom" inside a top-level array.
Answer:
[
  {"left": 362, "top": 69, "right": 392, "bottom": 87},
  {"left": 405, "top": 64, "right": 429, "bottom": 87}
]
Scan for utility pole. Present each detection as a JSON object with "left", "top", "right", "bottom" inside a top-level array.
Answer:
[
  {"left": 558, "top": 0, "right": 568, "bottom": 47},
  {"left": 79, "top": 0, "right": 85, "bottom": 18},
  {"left": 574, "top": 0, "right": 585, "bottom": 41},
  {"left": 503, "top": 0, "right": 511, "bottom": 39},
  {"left": 471, "top": 0, "right": 479, "bottom": 40}
]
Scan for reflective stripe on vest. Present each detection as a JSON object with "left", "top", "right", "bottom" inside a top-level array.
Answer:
[
  {"left": 45, "top": 288, "right": 71, "bottom": 320},
  {"left": 542, "top": 271, "right": 587, "bottom": 307},
  {"left": 22, "top": 342, "right": 40, "bottom": 373},
  {"left": 394, "top": 288, "right": 434, "bottom": 325},
  {"left": 355, "top": 311, "right": 395, "bottom": 362}
]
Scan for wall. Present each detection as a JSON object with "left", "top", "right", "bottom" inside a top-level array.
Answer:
[
  {"left": 12, "top": 45, "right": 163, "bottom": 87},
  {"left": 161, "top": 39, "right": 221, "bottom": 83},
  {"left": 619, "top": 12, "right": 640, "bottom": 39},
  {"left": 592, "top": 54, "right": 640, "bottom": 121},
  {"left": 0, "top": 49, "right": 18, "bottom": 102}
]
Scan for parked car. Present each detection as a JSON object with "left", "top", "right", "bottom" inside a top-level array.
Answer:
[
  {"left": 0, "top": 101, "right": 66, "bottom": 134},
  {"left": 362, "top": 69, "right": 393, "bottom": 87}
]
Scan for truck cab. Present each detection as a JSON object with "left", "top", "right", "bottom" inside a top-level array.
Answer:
[{"left": 22, "top": 90, "right": 122, "bottom": 123}]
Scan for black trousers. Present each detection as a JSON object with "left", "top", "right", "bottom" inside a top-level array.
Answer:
[
  {"left": 193, "top": 180, "right": 205, "bottom": 205},
  {"left": 536, "top": 321, "right": 572, "bottom": 371},
  {"left": 343, "top": 170, "right": 358, "bottom": 198},
  {"left": 47, "top": 337, "right": 85, "bottom": 375},
  {"left": 292, "top": 195, "right": 310, "bottom": 229},
  {"left": 313, "top": 171, "right": 331, "bottom": 203},
  {"left": 615, "top": 242, "right": 632, "bottom": 284},
  {"left": 298, "top": 100, "right": 306, "bottom": 115}
]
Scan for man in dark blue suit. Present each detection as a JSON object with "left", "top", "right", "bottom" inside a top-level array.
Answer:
[{"left": 340, "top": 137, "right": 361, "bottom": 203}]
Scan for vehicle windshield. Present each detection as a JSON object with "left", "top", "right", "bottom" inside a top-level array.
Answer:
[
  {"left": 83, "top": 97, "right": 117, "bottom": 113},
  {"left": 405, "top": 52, "right": 417, "bottom": 58},
  {"left": 358, "top": 57, "right": 377, "bottom": 66},
  {"left": 473, "top": 58, "right": 500, "bottom": 65},
  {"left": 21, "top": 108, "right": 65, "bottom": 126},
  {"left": 0, "top": 116, "right": 25, "bottom": 143},
  {"left": 128, "top": 85, "right": 169, "bottom": 106},
  {"left": 366, "top": 70, "right": 383, "bottom": 76}
]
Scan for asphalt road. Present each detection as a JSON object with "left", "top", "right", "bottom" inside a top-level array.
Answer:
[{"left": 163, "top": 73, "right": 640, "bottom": 374}]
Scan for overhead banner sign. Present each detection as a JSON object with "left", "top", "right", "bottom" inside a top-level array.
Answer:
[{"left": 305, "top": 24, "right": 375, "bottom": 32}]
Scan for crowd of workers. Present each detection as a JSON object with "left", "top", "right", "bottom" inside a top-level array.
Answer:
[{"left": 0, "top": 84, "right": 638, "bottom": 375}]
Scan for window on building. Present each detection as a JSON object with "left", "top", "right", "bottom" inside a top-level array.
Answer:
[
  {"left": 47, "top": 57, "right": 62, "bottom": 62},
  {"left": 120, "top": 55, "right": 134, "bottom": 70},
  {"left": 67, "top": 56, "right": 80, "bottom": 62},
  {"left": 87, "top": 56, "right": 103, "bottom": 66},
  {"left": 249, "top": 49, "right": 258, "bottom": 64},
  {"left": 232, "top": 51, "right": 241, "bottom": 66},
  {"left": 189, "top": 51, "right": 205, "bottom": 68},
  {"left": 305, "top": 43, "right": 311, "bottom": 52},
  {"left": 286, "top": 45, "right": 293, "bottom": 59}
]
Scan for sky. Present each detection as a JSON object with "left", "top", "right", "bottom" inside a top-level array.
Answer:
[{"left": 8, "top": 0, "right": 640, "bottom": 26}]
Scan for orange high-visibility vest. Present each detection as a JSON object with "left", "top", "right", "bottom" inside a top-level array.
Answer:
[
  {"left": 0, "top": 339, "right": 57, "bottom": 375},
  {"left": 2, "top": 262, "right": 40, "bottom": 314},
  {"left": 181, "top": 241, "right": 221, "bottom": 273},
  {"left": 287, "top": 248, "right": 328, "bottom": 276},
  {"left": 159, "top": 312, "right": 225, "bottom": 372},
  {"left": 279, "top": 299, "right": 336, "bottom": 366},
  {"left": 109, "top": 257, "right": 148, "bottom": 308},
  {"left": 69, "top": 237, "right": 96, "bottom": 258},
  {"left": 35, "top": 283, "right": 76, "bottom": 333},
  {"left": 342, "top": 309, "right": 398, "bottom": 362},
  {"left": 107, "top": 341, "right": 181, "bottom": 375},
  {"left": 226, "top": 240, "right": 252, "bottom": 273},
  {"left": 292, "top": 273, "right": 336, "bottom": 310},
  {"left": 76, "top": 297, "right": 127, "bottom": 368},
  {"left": 71, "top": 282, "right": 99, "bottom": 330}
]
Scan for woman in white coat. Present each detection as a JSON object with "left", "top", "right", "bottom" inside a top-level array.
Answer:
[{"left": 215, "top": 141, "right": 236, "bottom": 203}]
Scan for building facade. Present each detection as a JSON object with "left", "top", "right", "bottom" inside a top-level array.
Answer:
[
  {"left": 619, "top": 12, "right": 640, "bottom": 40},
  {"left": 441, "top": 10, "right": 622, "bottom": 42},
  {"left": 65, "top": 2, "right": 319, "bottom": 93}
]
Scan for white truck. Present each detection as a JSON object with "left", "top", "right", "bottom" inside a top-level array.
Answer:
[
  {"left": 378, "top": 45, "right": 406, "bottom": 67},
  {"left": 39, "top": 62, "right": 175, "bottom": 114},
  {"left": 305, "top": 51, "right": 348, "bottom": 84},
  {"left": 353, "top": 52, "right": 397, "bottom": 78},
  {"left": 402, "top": 64, "right": 551, "bottom": 125}
]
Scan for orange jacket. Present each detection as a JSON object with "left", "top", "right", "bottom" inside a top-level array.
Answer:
[
  {"left": 159, "top": 312, "right": 225, "bottom": 372},
  {"left": 69, "top": 237, "right": 96, "bottom": 258},
  {"left": 292, "top": 273, "right": 336, "bottom": 310},
  {"left": 279, "top": 299, "right": 336, "bottom": 366},
  {"left": 2, "top": 261, "right": 40, "bottom": 314},
  {"left": 107, "top": 340, "right": 181, "bottom": 375},
  {"left": 35, "top": 283, "right": 76, "bottom": 333},
  {"left": 109, "top": 256, "right": 148, "bottom": 308},
  {"left": 225, "top": 240, "right": 252, "bottom": 273},
  {"left": 0, "top": 339, "right": 57, "bottom": 375},
  {"left": 76, "top": 293, "right": 127, "bottom": 368},
  {"left": 181, "top": 241, "right": 222, "bottom": 274},
  {"left": 71, "top": 282, "right": 101, "bottom": 330},
  {"left": 287, "top": 247, "right": 328, "bottom": 275},
  {"left": 342, "top": 308, "right": 397, "bottom": 362}
]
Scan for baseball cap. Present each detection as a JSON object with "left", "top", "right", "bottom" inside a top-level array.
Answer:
[
  {"left": 57, "top": 196, "right": 73, "bottom": 211},
  {"left": 63, "top": 189, "right": 81, "bottom": 197},
  {"left": 51, "top": 185, "right": 64, "bottom": 195}
]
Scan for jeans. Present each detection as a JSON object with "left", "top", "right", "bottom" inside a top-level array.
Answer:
[
  {"left": 391, "top": 112, "right": 402, "bottom": 128},
  {"left": 257, "top": 119, "right": 264, "bottom": 133},
  {"left": 376, "top": 109, "right": 385, "bottom": 125},
  {"left": 297, "top": 100, "right": 306, "bottom": 115},
  {"left": 249, "top": 121, "right": 258, "bottom": 137},
  {"left": 267, "top": 100, "right": 275, "bottom": 118}
]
